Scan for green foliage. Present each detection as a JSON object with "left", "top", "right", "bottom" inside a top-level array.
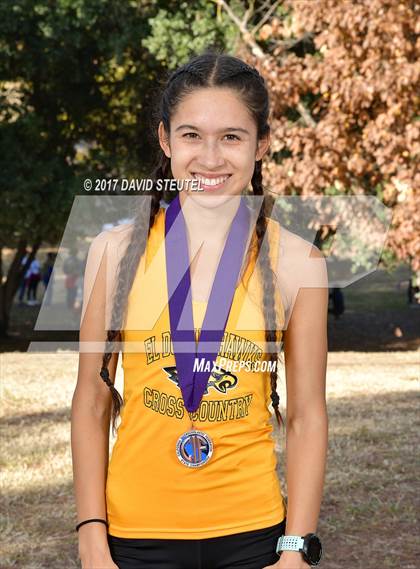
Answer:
[
  {"left": 0, "top": 0, "right": 242, "bottom": 331},
  {"left": 142, "top": 0, "right": 239, "bottom": 68},
  {"left": 378, "top": 247, "right": 400, "bottom": 272},
  {"left": 0, "top": 113, "right": 77, "bottom": 246},
  {"left": 0, "top": 0, "right": 240, "bottom": 252},
  {"left": 0, "top": 0, "right": 162, "bottom": 248}
]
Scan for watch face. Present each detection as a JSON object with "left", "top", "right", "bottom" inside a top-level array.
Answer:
[{"left": 307, "top": 535, "right": 322, "bottom": 563}]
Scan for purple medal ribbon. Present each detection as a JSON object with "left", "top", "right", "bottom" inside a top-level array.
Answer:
[{"left": 165, "top": 194, "right": 251, "bottom": 414}]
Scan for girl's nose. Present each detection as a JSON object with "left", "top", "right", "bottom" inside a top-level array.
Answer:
[{"left": 196, "top": 140, "right": 225, "bottom": 170}]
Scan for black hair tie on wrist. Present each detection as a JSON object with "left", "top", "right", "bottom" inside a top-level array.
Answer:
[{"left": 75, "top": 518, "right": 109, "bottom": 532}]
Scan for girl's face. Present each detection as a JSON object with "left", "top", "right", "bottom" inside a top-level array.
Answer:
[{"left": 158, "top": 87, "right": 270, "bottom": 207}]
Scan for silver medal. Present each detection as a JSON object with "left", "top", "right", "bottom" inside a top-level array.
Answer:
[{"left": 176, "top": 429, "right": 213, "bottom": 468}]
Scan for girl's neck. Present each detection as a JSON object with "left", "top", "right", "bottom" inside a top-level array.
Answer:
[{"left": 178, "top": 190, "right": 241, "bottom": 243}]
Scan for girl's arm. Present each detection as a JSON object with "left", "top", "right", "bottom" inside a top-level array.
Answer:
[
  {"left": 269, "top": 235, "right": 329, "bottom": 568},
  {"left": 71, "top": 231, "right": 121, "bottom": 568}
]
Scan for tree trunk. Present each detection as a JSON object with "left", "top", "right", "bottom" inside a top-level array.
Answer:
[{"left": 0, "top": 240, "right": 42, "bottom": 337}]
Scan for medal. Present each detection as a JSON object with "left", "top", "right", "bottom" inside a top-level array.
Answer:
[
  {"left": 165, "top": 194, "right": 251, "bottom": 468},
  {"left": 176, "top": 429, "right": 214, "bottom": 468}
]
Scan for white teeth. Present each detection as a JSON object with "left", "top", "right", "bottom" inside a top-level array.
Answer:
[{"left": 193, "top": 174, "right": 229, "bottom": 186}]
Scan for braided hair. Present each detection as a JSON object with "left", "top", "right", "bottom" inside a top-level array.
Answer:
[{"left": 100, "top": 50, "right": 285, "bottom": 436}]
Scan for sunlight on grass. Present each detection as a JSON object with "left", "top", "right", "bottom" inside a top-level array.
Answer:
[{"left": 1, "top": 350, "right": 419, "bottom": 568}]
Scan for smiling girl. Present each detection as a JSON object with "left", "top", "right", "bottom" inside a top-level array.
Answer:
[{"left": 71, "top": 51, "right": 328, "bottom": 569}]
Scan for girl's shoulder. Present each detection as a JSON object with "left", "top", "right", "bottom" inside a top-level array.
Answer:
[
  {"left": 273, "top": 219, "right": 328, "bottom": 318},
  {"left": 90, "top": 206, "right": 166, "bottom": 265},
  {"left": 88, "top": 223, "right": 134, "bottom": 274}
]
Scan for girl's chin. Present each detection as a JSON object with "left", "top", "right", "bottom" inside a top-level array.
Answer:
[{"left": 184, "top": 191, "right": 242, "bottom": 209}]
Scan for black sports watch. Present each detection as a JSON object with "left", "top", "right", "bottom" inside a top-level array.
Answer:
[{"left": 276, "top": 533, "right": 323, "bottom": 565}]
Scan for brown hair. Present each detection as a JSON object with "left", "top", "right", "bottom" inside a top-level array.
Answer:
[{"left": 99, "top": 50, "right": 285, "bottom": 436}]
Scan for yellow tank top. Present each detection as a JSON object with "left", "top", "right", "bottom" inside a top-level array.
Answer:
[{"left": 106, "top": 206, "right": 286, "bottom": 539}]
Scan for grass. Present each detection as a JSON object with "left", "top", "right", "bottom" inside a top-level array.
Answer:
[
  {"left": 1, "top": 350, "right": 419, "bottom": 568},
  {"left": 344, "top": 263, "right": 413, "bottom": 311}
]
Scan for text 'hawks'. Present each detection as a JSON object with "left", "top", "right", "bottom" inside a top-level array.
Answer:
[{"left": 144, "top": 330, "right": 263, "bottom": 365}]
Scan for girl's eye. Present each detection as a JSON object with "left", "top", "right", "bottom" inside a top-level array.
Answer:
[{"left": 182, "top": 133, "right": 240, "bottom": 141}]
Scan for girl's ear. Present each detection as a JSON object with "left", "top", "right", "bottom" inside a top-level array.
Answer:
[
  {"left": 158, "top": 122, "right": 171, "bottom": 158},
  {"left": 255, "top": 132, "right": 270, "bottom": 162}
]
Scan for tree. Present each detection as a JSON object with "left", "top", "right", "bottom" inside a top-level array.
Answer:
[
  {"left": 211, "top": 0, "right": 418, "bottom": 270},
  {"left": 0, "top": 0, "right": 240, "bottom": 335},
  {"left": 0, "top": 0, "right": 168, "bottom": 335},
  {"left": 1, "top": 0, "right": 417, "bottom": 335}
]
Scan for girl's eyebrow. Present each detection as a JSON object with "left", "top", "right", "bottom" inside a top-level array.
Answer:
[{"left": 175, "top": 124, "right": 250, "bottom": 134}]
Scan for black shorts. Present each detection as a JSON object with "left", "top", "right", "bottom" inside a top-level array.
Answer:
[{"left": 107, "top": 517, "right": 286, "bottom": 569}]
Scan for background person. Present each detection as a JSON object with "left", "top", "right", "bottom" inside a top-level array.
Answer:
[
  {"left": 63, "top": 247, "right": 83, "bottom": 311},
  {"left": 26, "top": 256, "right": 41, "bottom": 305},
  {"left": 42, "top": 252, "right": 55, "bottom": 306}
]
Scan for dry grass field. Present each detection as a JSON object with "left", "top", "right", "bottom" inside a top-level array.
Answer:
[{"left": 1, "top": 349, "right": 418, "bottom": 569}]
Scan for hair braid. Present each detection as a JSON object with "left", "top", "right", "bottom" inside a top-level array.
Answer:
[
  {"left": 251, "top": 160, "right": 285, "bottom": 429},
  {"left": 100, "top": 155, "right": 171, "bottom": 436}
]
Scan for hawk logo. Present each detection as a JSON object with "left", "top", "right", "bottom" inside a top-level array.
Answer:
[{"left": 163, "top": 365, "right": 238, "bottom": 395}]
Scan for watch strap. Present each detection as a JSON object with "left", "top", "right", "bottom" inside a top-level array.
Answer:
[{"left": 276, "top": 535, "right": 305, "bottom": 552}]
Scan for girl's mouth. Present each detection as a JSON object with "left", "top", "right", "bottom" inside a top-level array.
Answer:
[{"left": 191, "top": 173, "right": 232, "bottom": 191}]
